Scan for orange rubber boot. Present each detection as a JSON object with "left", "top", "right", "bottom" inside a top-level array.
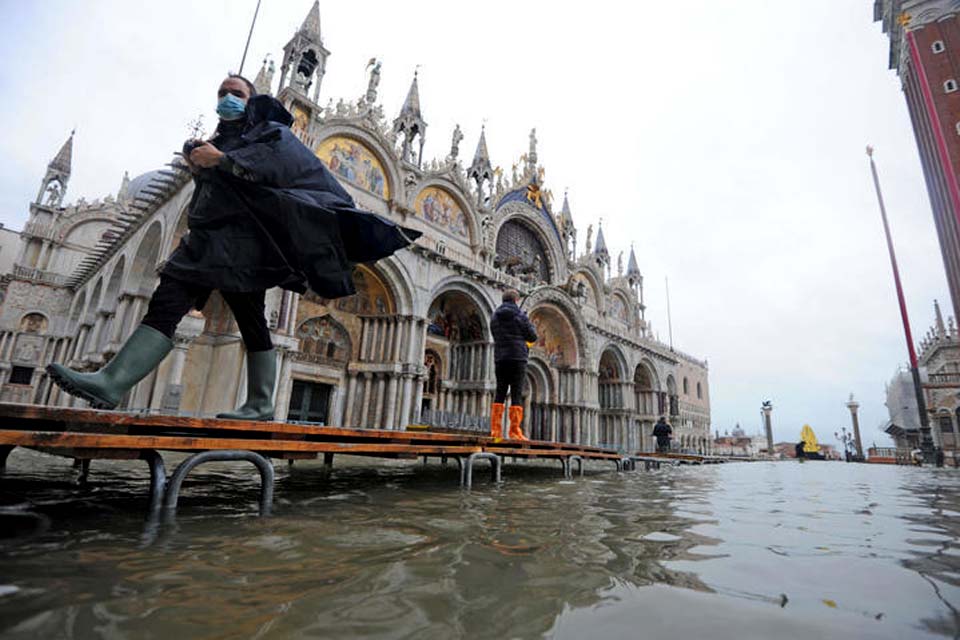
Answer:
[
  {"left": 508, "top": 405, "right": 529, "bottom": 441},
  {"left": 490, "top": 403, "right": 505, "bottom": 439}
]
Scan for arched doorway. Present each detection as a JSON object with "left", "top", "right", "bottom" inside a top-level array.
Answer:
[
  {"left": 527, "top": 303, "right": 579, "bottom": 442},
  {"left": 292, "top": 264, "right": 404, "bottom": 429},
  {"left": 422, "top": 289, "right": 490, "bottom": 429},
  {"left": 634, "top": 361, "right": 659, "bottom": 452},
  {"left": 598, "top": 347, "right": 628, "bottom": 450},
  {"left": 524, "top": 357, "right": 553, "bottom": 441}
]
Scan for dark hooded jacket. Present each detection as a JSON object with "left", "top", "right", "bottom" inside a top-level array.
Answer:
[
  {"left": 161, "top": 95, "right": 421, "bottom": 300},
  {"left": 653, "top": 419, "right": 672, "bottom": 444},
  {"left": 490, "top": 301, "right": 538, "bottom": 363}
]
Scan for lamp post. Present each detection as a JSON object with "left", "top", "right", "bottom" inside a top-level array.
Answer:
[
  {"left": 761, "top": 400, "right": 774, "bottom": 456},
  {"left": 845, "top": 393, "right": 863, "bottom": 460}
]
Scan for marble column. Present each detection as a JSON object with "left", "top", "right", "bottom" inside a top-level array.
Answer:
[
  {"left": 384, "top": 375, "right": 399, "bottom": 429},
  {"left": 359, "top": 373, "right": 373, "bottom": 427},
  {"left": 399, "top": 373, "right": 414, "bottom": 429},
  {"left": 413, "top": 375, "right": 425, "bottom": 423},
  {"left": 344, "top": 372, "right": 358, "bottom": 427}
]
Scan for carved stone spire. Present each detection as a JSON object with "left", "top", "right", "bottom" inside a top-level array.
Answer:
[
  {"left": 393, "top": 70, "right": 427, "bottom": 167},
  {"left": 253, "top": 56, "right": 275, "bottom": 95},
  {"left": 627, "top": 244, "right": 641, "bottom": 283},
  {"left": 468, "top": 125, "right": 494, "bottom": 206},
  {"left": 37, "top": 130, "right": 73, "bottom": 206},
  {"left": 935, "top": 299, "right": 947, "bottom": 337},
  {"left": 277, "top": 0, "right": 329, "bottom": 103}
]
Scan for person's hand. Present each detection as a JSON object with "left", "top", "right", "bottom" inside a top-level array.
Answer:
[{"left": 189, "top": 142, "right": 225, "bottom": 168}]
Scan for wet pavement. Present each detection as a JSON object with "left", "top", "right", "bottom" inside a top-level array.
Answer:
[{"left": 0, "top": 450, "right": 958, "bottom": 639}]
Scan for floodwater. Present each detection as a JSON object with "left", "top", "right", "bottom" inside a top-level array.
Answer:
[{"left": 1, "top": 452, "right": 959, "bottom": 639}]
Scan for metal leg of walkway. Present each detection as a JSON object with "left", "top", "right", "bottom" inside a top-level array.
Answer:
[
  {"left": 162, "top": 450, "right": 274, "bottom": 516},
  {"left": 567, "top": 455, "right": 584, "bottom": 479},
  {"left": 139, "top": 450, "right": 167, "bottom": 515},
  {"left": 0, "top": 445, "right": 13, "bottom": 474},
  {"left": 461, "top": 452, "right": 501, "bottom": 490}
]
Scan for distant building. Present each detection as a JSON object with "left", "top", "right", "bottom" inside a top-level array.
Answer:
[
  {"left": 918, "top": 301, "right": 960, "bottom": 464},
  {"left": 875, "top": 2, "right": 960, "bottom": 322},
  {"left": 713, "top": 423, "right": 765, "bottom": 457}
]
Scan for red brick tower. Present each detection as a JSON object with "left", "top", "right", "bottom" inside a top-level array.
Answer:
[{"left": 876, "top": 1, "right": 960, "bottom": 322}]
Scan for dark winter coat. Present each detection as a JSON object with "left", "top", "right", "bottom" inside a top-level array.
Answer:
[
  {"left": 161, "top": 95, "right": 421, "bottom": 302},
  {"left": 653, "top": 419, "right": 673, "bottom": 444},
  {"left": 490, "top": 301, "right": 538, "bottom": 363}
]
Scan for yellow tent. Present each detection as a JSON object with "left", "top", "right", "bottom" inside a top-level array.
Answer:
[{"left": 800, "top": 424, "right": 820, "bottom": 454}]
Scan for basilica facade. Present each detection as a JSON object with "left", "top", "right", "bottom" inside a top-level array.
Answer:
[{"left": 0, "top": 2, "right": 711, "bottom": 454}]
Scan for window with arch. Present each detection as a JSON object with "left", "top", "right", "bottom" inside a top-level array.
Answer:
[
  {"left": 683, "top": 377, "right": 689, "bottom": 395},
  {"left": 495, "top": 219, "right": 550, "bottom": 283},
  {"left": 296, "top": 316, "right": 352, "bottom": 364},
  {"left": 933, "top": 40, "right": 946, "bottom": 53},
  {"left": 697, "top": 381, "right": 703, "bottom": 399},
  {"left": 19, "top": 313, "right": 48, "bottom": 334},
  {"left": 945, "top": 79, "right": 958, "bottom": 93},
  {"left": 940, "top": 414, "right": 955, "bottom": 433}
]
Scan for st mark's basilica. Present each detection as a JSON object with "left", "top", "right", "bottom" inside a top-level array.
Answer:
[{"left": 0, "top": 2, "right": 711, "bottom": 453}]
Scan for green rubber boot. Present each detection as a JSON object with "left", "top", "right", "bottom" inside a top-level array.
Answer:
[
  {"left": 216, "top": 349, "right": 276, "bottom": 421},
  {"left": 46, "top": 325, "right": 174, "bottom": 409}
]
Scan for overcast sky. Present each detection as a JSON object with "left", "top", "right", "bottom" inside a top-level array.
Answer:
[{"left": 0, "top": 1, "right": 949, "bottom": 446}]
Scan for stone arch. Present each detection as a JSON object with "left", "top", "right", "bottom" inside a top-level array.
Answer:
[
  {"left": 422, "top": 281, "right": 493, "bottom": 419},
  {"left": 521, "top": 286, "right": 591, "bottom": 368},
  {"left": 329, "top": 263, "right": 399, "bottom": 317},
  {"left": 84, "top": 278, "right": 104, "bottom": 325},
  {"left": 425, "top": 277, "right": 497, "bottom": 322},
  {"left": 69, "top": 290, "right": 87, "bottom": 332},
  {"left": 524, "top": 356, "right": 555, "bottom": 441},
  {"left": 412, "top": 181, "right": 479, "bottom": 246},
  {"left": 56, "top": 214, "right": 115, "bottom": 244},
  {"left": 569, "top": 268, "right": 603, "bottom": 309},
  {"left": 367, "top": 255, "right": 415, "bottom": 316},
  {"left": 493, "top": 202, "right": 567, "bottom": 285},
  {"left": 295, "top": 315, "right": 352, "bottom": 366},
  {"left": 102, "top": 257, "right": 125, "bottom": 313},
  {"left": 128, "top": 221, "right": 164, "bottom": 296},
  {"left": 634, "top": 360, "right": 660, "bottom": 417},
  {"left": 315, "top": 128, "right": 399, "bottom": 201},
  {"left": 608, "top": 290, "right": 631, "bottom": 325},
  {"left": 165, "top": 203, "right": 191, "bottom": 258},
  {"left": 527, "top": 302, "right": 579, "bottom": 369},
  {"left": 19, "top": 313, "right": 49, "bottom": 334}
]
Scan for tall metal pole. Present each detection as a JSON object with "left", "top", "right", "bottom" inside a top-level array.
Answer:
[
  {"left": 665, "top": 276, "right": 674, "bottom": 351},
  {"left": 238, "top": 0, "right": 262, "bottom": 75},
  {"left": 866, "top": 147, "right": 933, "bottom": 460}
]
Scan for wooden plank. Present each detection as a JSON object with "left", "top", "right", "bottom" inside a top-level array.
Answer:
[
  {"left": 0, "top": 403, "right": 487, "bottom": 444},
  {"left": 0, "top": 430, "right": 482, "bottom": 456}
]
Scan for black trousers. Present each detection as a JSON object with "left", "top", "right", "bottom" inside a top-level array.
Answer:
[
  {"left": 494, "top": 360, "right": 527, "bottom": 405},
  {"left": 140, "top": 274, "right": 273, "bottom": 352}
]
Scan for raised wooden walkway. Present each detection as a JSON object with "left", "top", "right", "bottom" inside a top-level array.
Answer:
[{"left": 0, "top": 403, "right": 630, "bottom": 515}]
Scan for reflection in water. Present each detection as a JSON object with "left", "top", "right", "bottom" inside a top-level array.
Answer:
[{"left": 0, "top": 450, "right": 958, "bottom": 639}]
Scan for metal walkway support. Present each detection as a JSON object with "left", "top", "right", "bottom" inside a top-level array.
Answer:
[
  {"left": 461, "top": 452, "right": 501, "bottom": 489},
  {"left": 162, "top": 450, "right": 274, "bottom": 516},
  {"left": 139, "top": 450, "right": 167, "bottom": 515},
  {"left": 0, "top": 445, "right": 13, "bottom": 474},
  {"left": 566, "top": 455, "right": 584, "bottom": 479}
]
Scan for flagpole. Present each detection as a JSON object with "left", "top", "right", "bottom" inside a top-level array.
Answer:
[
  {"left": 866, "top": 146, "right": 933, "bottom": 460},
  {"left": 238, "top": 0, "right": 262, "bottom": 75}
]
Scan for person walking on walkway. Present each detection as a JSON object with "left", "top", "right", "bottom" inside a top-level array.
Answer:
[
  {"left": 489, "top": 289, "right": 537, "bottom": 440},
  {"left": 48, "top": 74, "right": 419, "bottom": 419},
  {"left": 653, "top": 416, "right": 673, "bottom": 453}
]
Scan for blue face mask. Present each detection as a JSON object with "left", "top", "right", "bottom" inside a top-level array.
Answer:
[{"left": 216, "top": 94, "right": 247, "bottom": 121}]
